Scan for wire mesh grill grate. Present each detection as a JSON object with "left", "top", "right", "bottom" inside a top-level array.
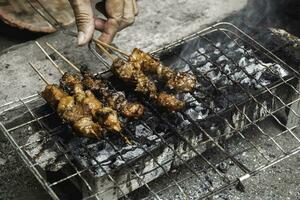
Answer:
[{"left": 0, "top": 2, "right": 300, "bottom": 199}]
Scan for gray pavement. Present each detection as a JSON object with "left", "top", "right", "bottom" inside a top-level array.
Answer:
[{"left": 0, "top": 0, "right": 299, "bottom": 199}]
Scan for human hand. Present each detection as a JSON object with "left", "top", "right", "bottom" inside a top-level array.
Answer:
[{"left": 68, "top": 0, "right": 138, "bottom": 46}]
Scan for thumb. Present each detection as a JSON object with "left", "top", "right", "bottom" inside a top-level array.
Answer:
[{"left": 69, "top": 0, "right": 95, "bottom": 46}]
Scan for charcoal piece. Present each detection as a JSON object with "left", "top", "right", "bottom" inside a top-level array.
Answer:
[{"left": 216, "top": 162, "right": 229, "bottom": 173}]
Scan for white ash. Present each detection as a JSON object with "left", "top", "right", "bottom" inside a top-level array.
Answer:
[
  {"left": 217, "top": 55, "right": 229, "bottom": 63},
  {"left": 197, "top": 62, "right": 213, "bottom": 73},
  {"left": 135, "top": 124, "right": 153, "bottom": 137},
  {"left": 25, "top": 132, "right": 67, "bottom": 171},
  {"left": 185, "top": 107, "right": 209, "bottom": 121},
  {"left": 172, "top": 40, "right": 290, "bottom": 123},
  {"left": 227, "top": 41, "right": 236, "bottom": 48},
  {"left": 121, "top": 147, "right": 145, "bottom": 161},
  {"left": 0, "top": 157, "right": 7, "bottom": 165},
  {"left": 235, "top": 47, "right": 245, "bottom": 54},
  {"left": 67, "top": 131, "right": 162, "bottom": 176},
  {"left": 215, "top": 42, "right": 221, "bottom": 47},
  {"left": 198, "top": 47, "right": 206, "bottom": 54},
  {"left": 189, "top": 51, "right": 206, "bottom": 67},
  {"left": 214, "top": 49, "right": 221, "bottom": 55}
]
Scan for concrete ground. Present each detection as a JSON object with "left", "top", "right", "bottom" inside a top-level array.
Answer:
[{"left": 0, "top": 0, "right": 299, "bottom": 199}]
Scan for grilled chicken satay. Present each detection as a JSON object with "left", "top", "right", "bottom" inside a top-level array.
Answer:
[
  {"left": 112, "top": 58, "right": 157, "bottom": 98},
  {"left": 61, "top": 73, "right": 122, "bottom": 132},
  {"left": 41, "top": 84, "right": 103, "bottom": 138},
  {"left": 112, "top": 59, "right": 185, "bottom": 111},
  {"left": 81, "top": 71, "right": 144, "bottom": 119},
  {"left": 130, "top": 48, "right": 197, "bottom": 92}
]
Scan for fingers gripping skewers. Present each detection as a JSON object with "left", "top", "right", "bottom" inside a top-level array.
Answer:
[{"left": 29, "top": 63, "right": 103, "bottom": 139}]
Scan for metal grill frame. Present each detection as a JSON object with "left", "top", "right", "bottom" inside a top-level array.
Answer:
[{"left": 0, "top": 1, "right": 300, "bottom": 199}]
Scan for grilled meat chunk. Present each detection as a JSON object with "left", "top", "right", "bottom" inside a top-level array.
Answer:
[
  {"left": 165, "top": 72, "right": 197, "bottom": 92},
  {"left": 82, "top": 91, "right": 103, "bottom": 116},
  {"left": 130, "top": 48, "right": 197, "bottom": 92},
  {"left": 82, "top": 71, "right": 145, "bottom": 118},
  {"left": 41, "top": 84, "right": 66, "bottom": 108},
  {"left": 73, "top": 117, "right": 103, "bottom": 138},
  {"left": 157, "top": 92, "right": 185, "bottom": 111},
  {"left": 57, "top": 96, "right": 75, "bottom": 116},
  {"left": 60, "top": 73, "right": 81, "bottom": 93},
  {"left": 96, "top": 107, "right": 122, "bottom": 132},
  {"left": 112, "top": 58, "right": 157, "bottom": 98},
  {"left": 119, "top": 100, "right": 144, "bottom": 118}
]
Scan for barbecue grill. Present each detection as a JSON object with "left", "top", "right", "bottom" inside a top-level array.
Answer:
[{"left": 1, "top": 1, "right": 300, "bottom": 200}]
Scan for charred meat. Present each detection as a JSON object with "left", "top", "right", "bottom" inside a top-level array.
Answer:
[
  {"left": 42, "top": 84, "right": 103, "bottom": 138},
  {"left": 112, "top": 58, "right": 185, "bottom": 111},
  {"left": 112, "top": 58, "right": 157, "bottom": 98},
  {"left": 130, "top": 48, "right": 197, "bottom": 92},
  {"left": 82, "top": 72, "right": 144, "bottom": 119},
  {"left": 60, "top": 73, "right": 122, "bottom": 132}
]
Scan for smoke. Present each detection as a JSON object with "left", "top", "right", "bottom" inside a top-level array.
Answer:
[
  {"left": 229, "top": 0, "right": 278, "bottom": 28},
  {"left": 230, "top": 0, "right": 300, "bottom": 35}
]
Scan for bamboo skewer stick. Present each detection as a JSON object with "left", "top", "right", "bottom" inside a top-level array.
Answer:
[
  {"left": 45, "top": 42, "right": 81, "bottom": 73},
  {"left": 93, "top": 38, "right": 130, "bottom": 58},
  {"left": 29, "top": 62, "right": 50, "bottom": 85},
  {"left": 35, "top": 41, "right": 65, "bottom": 75},
  {"left": 96, "top": 43, "right": 115, "bottom": 61}
]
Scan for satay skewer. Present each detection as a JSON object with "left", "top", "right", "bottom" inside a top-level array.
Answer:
[
  {"left": 96, "top": 43, "right": 116, "bottom": 61},
  {"left": 93, "top": 38, "right": 130, "bottom": 58},
  {"left": 40, "top": 48, "right": 132, "bottom": 145},
  {"left": 28, "top": 62, "right": 102, "bottom": 139},
  {"left": 35, "top": 41, "right": 65, "bottom": 75},
  {"left": 45, "top": 43, "right": 145, "bottom": 119},
  {"left": 45, "top": 42, "right": 81, "bottom": 73},
  {"left": 29, "top": 62, "right": 50, "bottom": 85}
]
